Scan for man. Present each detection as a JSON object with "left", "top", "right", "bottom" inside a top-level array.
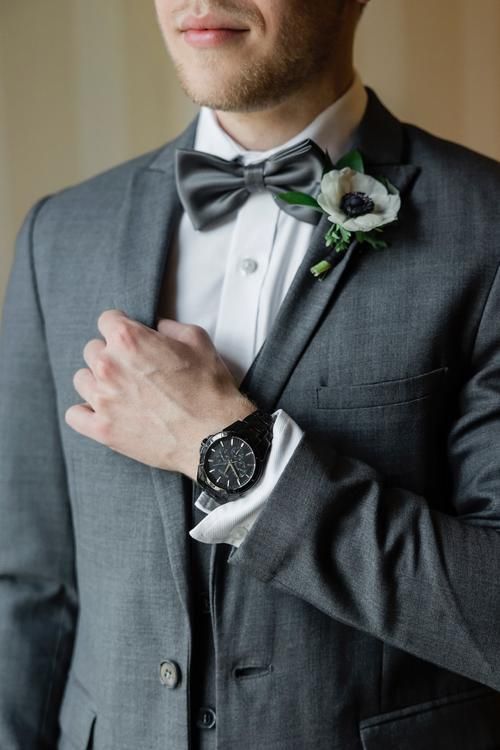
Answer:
[{"left": 1, "top": 0, "right": 500, "bottom": 747}]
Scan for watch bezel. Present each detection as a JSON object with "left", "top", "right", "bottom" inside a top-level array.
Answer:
[{"left": 198, "top": 430, "right": 258, "bottom": 496}]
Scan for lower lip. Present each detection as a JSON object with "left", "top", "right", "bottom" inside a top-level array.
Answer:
[{"left": 182, "top": 28, "right": 248, "bottom": 48}]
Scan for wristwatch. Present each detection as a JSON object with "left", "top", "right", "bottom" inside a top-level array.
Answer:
[{"left": 196, "top": 408, "right": 275, "bottom": 503}]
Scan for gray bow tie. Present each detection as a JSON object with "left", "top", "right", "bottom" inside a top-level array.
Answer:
[{"left": 175, "top": 138, "right": 329, "bottom": 231}]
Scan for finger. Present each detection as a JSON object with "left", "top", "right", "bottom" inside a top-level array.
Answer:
[
  {"left": 65, "top": 402, "right": 100, "bottom": 441},
  {"left": 157, "top": 318, "right": 212, "bottom": 348},
  {"left": 156, "top": 318, "right": 185, "bottom": 337},
  {"left": 72, "top": 368, "right": 98, "bottom": 409},
  {"left": 96, "top": 309, "right": 130, "bottom": 343},
  {"left": 97, "top": 310, "right": 153, "bottom": 360},
  {"left": 82, "top": 338, "right": 106, "bottom": 371}
]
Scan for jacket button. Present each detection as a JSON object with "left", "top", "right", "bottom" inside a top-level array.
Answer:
[
  {"left": 196, "top": 706, "right": 216, "bottom": 729},
  {"left": 159, "top": 660, "right": 181, "bottom": 689}
]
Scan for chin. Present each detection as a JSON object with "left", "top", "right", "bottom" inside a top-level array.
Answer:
[
  {"left": 179, "top": 73, "right": 241, "bottom": 109},
  {"left": 187, "top": 92, "right": 238, "bottom": 111}
]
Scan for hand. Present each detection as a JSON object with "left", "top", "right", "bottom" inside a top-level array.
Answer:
[{"left": 65, "top": 310, "right": 257, "bottom": 480}]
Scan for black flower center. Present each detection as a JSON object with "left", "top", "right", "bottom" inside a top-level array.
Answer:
[{"left": 340, "top": 191, "right": 374, "bottom": 217}]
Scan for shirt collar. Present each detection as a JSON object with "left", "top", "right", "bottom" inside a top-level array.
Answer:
[{"left": 194, "top": 68, "right": 368, "bottom": 165}]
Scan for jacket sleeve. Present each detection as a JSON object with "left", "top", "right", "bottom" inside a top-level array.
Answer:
[
  {"left": 0, "top": 198, "right": 77, "bottom": 749},
  {"left": 228, "top": 260, "right": 500, "bottom": 691}
]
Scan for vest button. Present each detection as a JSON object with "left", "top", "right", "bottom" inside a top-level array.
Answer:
[
  {"left": 159, "top": 660, "right": 181, "bottom": 689},
  {"left": 196, "top": 706, "right": 216, "bottom": 729}
]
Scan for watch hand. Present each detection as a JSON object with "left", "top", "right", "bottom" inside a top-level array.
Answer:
[
  {"left": 220, "top": 447, "right": 231, "bottom": 463},
  {"left": 221, "top": 459, "right": 239, "bottom": 478}
]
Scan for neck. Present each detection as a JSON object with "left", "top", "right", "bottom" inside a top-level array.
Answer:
[{"left": 214, "top": 60, "right": 355, "bottom": 152}]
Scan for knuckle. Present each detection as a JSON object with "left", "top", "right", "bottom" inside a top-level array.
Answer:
[
  {"left": 94, "top": 354, "right": 114, "bottom": 380},
  {"left": 113, "top": 321, "right": 137, "bottom": 350},
  {"left": 185, "top": 323, "right": 208, "bottom": 344},
  {"left": 97, "top": 309, "right": 112, "bottom": 328},
  {"left": 93, "top": 392, "right": 110, "bottom": 412}
]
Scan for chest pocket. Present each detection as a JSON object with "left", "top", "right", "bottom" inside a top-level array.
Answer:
[
  {"left": 315, "top": 366, "right": 448, "bottom": 409},
  {"left": 280, "top": 366, "right": 450, "bottom": 499}
]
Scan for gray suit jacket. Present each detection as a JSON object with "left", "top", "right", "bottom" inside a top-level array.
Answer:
[{"left": 1, "top": 86, "right": 500, "bottom": 750}]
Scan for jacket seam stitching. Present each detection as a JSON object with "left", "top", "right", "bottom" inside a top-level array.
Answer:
[
  {"left": 26, "top": 195, "right": 75, "bottom": 742},
  {"left": 26, "top": 195, "right": 54, "bottom": 331}
]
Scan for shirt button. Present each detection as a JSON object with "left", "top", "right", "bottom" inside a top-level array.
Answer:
[
  {"left": 239, "top": 257, "right": 258, "bottom": 275},
  {"left": 159, "top": 660, "right": 181, "bottom": 689},
  {"left": 196, "top": 706, "right": 216, "bottom": 729}
]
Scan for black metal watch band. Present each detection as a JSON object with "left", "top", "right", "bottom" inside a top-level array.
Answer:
[{"left": 223, "top": 408, "right": 275, "bottom": 462}]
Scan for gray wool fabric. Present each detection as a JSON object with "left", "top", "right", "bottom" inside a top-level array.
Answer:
[{"left": 1, "top": 86, "right": 500, "bottom": 750}]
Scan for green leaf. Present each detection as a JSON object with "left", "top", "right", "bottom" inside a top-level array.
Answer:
[
  {"left": 339, "top": 225, "right": 351, "bottom": 242},
  {"left": 322, "top": 223, "right": 353, "bottom": 254},
  {"left": 334, "top": 148, "right": 364, "bottom": 173},
  {"left": 374, "top": 175, "right": 399, "bottom": 195},
  {"left": 365, "top": 236, "right": 388, "bottom": 250},
  {"left": 323, "top": 226, "right": 335, "bottom": 242},
  {"left": 275, "top": 191, "right": 322, "bottom": 210},
  {"left": 354, "top": 230, "right": 388, "bottom": 250}
]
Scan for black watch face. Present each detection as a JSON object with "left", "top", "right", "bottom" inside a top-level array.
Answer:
[{"left": 204, "top": 436, "right": 256, "bottom": 492}]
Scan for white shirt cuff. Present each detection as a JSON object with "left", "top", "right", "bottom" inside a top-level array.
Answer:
[{"left": 189, "top": 408, "right": 304, "bottom": 547}]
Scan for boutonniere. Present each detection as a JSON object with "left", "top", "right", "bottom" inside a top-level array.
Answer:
[{"left": 277, "top": 149, "right": 401, "bottom": 280}]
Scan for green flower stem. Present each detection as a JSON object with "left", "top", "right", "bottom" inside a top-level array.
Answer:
[
  {"left": 310, "top": 222, "right": 353, "bottom": 280},
  {"left": 310, "top": 259, "right": 333, "bottom": 279}
]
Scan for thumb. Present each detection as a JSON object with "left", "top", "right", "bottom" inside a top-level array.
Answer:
[{"left": 156, "top": 318, "right": 183, "bottom": 337}]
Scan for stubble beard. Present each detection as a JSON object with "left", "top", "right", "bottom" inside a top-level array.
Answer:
[{"left": 169, "top": 7, "right": 344, "bottom": 113}]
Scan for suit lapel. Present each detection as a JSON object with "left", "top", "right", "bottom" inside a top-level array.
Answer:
[
  {"left": 109, "top": 117, "right": 197, "bottom": 325},
  {"left": 107, "top": 116, "right": 199, "bottom": 618},
  {"left": 239, "top": 87, "right": 422, "bottom": 410}
]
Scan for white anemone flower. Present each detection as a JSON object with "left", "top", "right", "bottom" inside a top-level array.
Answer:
[{"left": 317, "top": 166, "right": 401, "bottom": 232}]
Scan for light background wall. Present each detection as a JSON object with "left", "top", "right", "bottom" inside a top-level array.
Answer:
[{"left": 1, "top": 0, "right": 499, "bottom": 312}]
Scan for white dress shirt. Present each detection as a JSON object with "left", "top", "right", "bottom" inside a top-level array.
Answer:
[{"left": 159, "top": 70, "right": 368, "bottom": 547}]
